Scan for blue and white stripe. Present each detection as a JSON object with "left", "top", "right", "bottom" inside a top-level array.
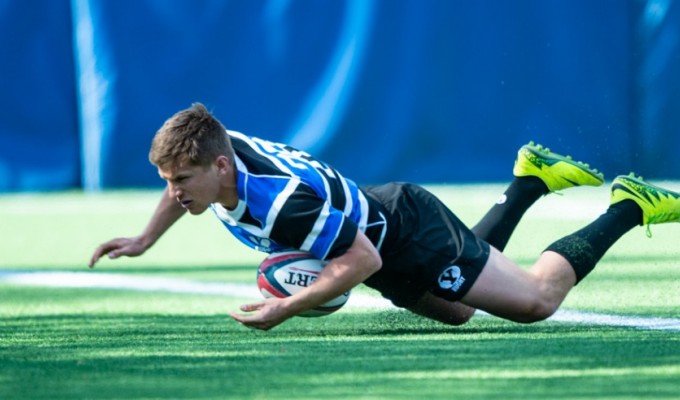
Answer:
[{"left": 210, "top": 130, "right": 373, "bottom": 260}]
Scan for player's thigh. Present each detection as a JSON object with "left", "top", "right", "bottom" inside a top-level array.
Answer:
[
  {"left": 460, "top": 247, "right": 554, "bottom": 322},
  {"left": 407, "top": 292, "right": 476, "bottom": 326}
]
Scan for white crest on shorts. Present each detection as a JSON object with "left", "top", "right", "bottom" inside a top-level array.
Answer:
[
  {"left": 496, "top": 194, "right": 507, "bottom": 205},
  {"left": 438, "top": 265, "right": 466, "bottom": 292}
]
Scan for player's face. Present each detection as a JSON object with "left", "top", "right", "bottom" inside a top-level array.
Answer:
[{"left": 159, "top": 162, "right": 221, "bottom": 215}]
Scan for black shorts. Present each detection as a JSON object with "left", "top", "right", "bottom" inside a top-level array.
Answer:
[{"left": 361, "top": 183, "right": 490, "bottom": 308}]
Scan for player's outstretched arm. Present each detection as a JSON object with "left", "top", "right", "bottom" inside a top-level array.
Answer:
[{"left": 89, "top": 187, "right": 186, "bottom": 268}]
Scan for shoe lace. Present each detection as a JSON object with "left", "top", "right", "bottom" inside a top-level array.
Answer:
[{"left": 645, "top": 210, "right": 680, "bottom": 238}]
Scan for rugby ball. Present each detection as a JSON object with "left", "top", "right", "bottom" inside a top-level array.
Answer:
[{"left": 257, "top": 251, "right": 350, "bottom": 317}]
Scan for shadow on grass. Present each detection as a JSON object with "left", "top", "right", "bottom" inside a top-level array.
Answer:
[{"left": 2, "top": 312, "right": 679, "bottom": 399}]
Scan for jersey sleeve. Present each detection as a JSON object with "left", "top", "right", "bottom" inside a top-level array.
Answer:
[{"left": 269, "top": 183, "right": 358, "bottom": 260}]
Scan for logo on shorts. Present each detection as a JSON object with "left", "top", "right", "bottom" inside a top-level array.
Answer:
[{"left": 438, "top": 265, "right": 466, "bottom": 292}]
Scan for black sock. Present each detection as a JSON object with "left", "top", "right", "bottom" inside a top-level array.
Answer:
[
  {"left": 472, "top": 176, "right": 549, "bottom": 251},
  {"left": 545, "top": 200, "right": 642, "bottom": 283}
]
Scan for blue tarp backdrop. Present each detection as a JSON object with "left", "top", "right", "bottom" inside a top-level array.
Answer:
[{"left": 1, "top": 0, "right": 679, "bottom": 192}]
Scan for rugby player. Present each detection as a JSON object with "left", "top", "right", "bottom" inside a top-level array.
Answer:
[{"left": 89, "top": 103, "right": 680, "bottom": 330}]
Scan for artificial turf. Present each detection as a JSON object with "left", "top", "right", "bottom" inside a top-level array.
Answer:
[{"left": 1, "top": 186, "right": 678, "bottom": 399}]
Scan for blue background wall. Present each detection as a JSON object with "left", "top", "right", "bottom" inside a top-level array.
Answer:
[{"left": 0, "top": 0, "right": 679, "bottom": 192}]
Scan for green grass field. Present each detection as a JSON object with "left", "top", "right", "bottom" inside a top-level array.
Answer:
[{"left": 1, "top": 184, "right": 679, "bottom": 399}]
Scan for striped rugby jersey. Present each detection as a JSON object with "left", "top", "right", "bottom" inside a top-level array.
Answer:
[{"left": 210, "top": 130, "right": 386, "bottom": 261}]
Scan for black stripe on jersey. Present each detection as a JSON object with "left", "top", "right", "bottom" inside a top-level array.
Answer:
[
  {"left": 326, "top": 219, "right": 357, "bottom": 259},
  {"left": 294, "top": 150, "right": 348, "bottom": 212},
  {"left": 239, "top": 206, "right": 263, "bottom": 229},
  {"left": 269, "top": 183, "right": 323, "bottom": 250},
  {"left": 231, "top": 134, "right": 289, "bottom": 177},
  {"left": 319, "top": 167, "right": 347, "bottom": 212},
  {"left": 269, "top": 183, "right": 358, "bottom": 260}
]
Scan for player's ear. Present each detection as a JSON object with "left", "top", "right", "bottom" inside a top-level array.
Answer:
[{"left": 214, "top": 155, "right": 232, "bottom": 174}]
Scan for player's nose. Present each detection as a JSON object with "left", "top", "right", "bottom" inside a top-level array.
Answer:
[{"left": 167, "top": 182, "right": 183, "bottom": 198}]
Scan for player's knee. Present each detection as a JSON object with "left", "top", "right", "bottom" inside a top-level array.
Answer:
[
  {"left": 441, "top": 308, "right": 475, "bottom": 326},
  {"left": 516, "top": 298, "right": 558, "bottom": 323},
  {"left": 407, "top": 301, "right": 476, "bottom": 326}
]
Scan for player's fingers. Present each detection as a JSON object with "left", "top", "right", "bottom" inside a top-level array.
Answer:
[
  {"left": 89, "top": 239, "right": 123, "bottom": 268},
  {"left": 229, "top": 311, "right": 246, "bottom": 323},
  {"left": 229, "top": 311, "right": 259, "bottom": 327},
  {"left": 239, "top": 302, "right": 264, "bottom": 312},
  {"left": 107, "top": 249, "right": 122, "bottom": 259},
  {"left": 89, "top": 245, "right": 111, "bottom": 268},
  {"left": 229, "top": 313, "right": 272, "bottom": 331}
]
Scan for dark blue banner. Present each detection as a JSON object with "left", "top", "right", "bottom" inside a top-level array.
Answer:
[
  {"left": 0, "top": 0, "right": 79, "bottom": 191},
  {"left": 0, "top": 0, "right": 678, "bottom": 191}
]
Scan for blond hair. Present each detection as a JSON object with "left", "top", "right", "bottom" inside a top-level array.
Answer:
[{"left": 149, "top": 103, "right": 233, "bottom": 168}]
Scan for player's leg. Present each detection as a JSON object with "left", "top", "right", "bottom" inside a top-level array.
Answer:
[
  {"left": 472, "top": 142, "right": 604, "bottom": 251},
  {"left": 461, "top": 175, "right": 680, "bottom": 322},
  {"left": 460, "top": 247, "right": 574, "bottom": 322},
  {"left": 404, "top": 144, "right": 605, "bottom": 327},
  {"left": 407, "top": 292, "right": 476, "bottom": 326},
  {"left": 462, "top": 201, "right": 640, "bottom": 322},
  {"left": 443, "top": 143, "right": 603, "bottom": 324},
  {"left": 426, "top": 198, "right": 633, "bottom": 324}
]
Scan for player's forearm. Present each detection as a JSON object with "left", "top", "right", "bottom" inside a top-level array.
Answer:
[
  {"left": 284, "top": 233, "right": 382, "bottom": 315},
  {"left": 139, "top": 188, "right": 186, "bottom": 248}
]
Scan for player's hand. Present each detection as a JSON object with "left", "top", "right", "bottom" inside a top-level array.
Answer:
[
  {"left": 89, "top": 237, "right": 148, "bottom": 268},
  {"left": 229, "top": 298, "right": 297, "bottom": 331}
]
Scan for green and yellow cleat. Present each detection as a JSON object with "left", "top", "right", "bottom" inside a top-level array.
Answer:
[
  {"left": 513, "top": 141, "right": 605, "bottom": 192},
  {"left": 610, "top": 173, "right": 680, "bottom": 236}
]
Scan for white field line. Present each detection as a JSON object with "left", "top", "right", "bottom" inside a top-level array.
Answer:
[
  {"left": 0, "top": 270, "right": 393, "bottom": 309},
  {"left": 2, "top": 270, "right": 679, "bottom": 331}
]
